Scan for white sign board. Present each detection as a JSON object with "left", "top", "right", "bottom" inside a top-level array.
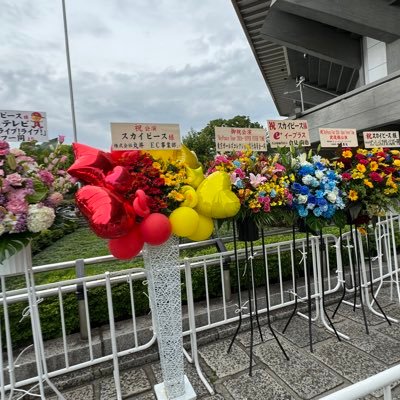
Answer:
[
  {"left": 215, "top": 126, "right": 267, "bottom": 152},
  {"left": 319, "top": 127, "right": 358, "bottom": 147},
  {"left": 0, "top": 110, "right": 48, "bottom": 142},
  {"left": 267, "top": 119, "right": 310, "bottom": 148},
  {"left": 363, "top": 131, "right": 400, "bottom": 148},
  {"left": 111, "top": 123, "right": 181, "bottom": 151}
]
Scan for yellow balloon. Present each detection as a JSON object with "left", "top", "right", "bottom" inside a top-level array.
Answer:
[
  {"left": 147, "top": 144, "right": 200, "bottom": 168},
  {"left": 195, "top": 171, "right": 240, "bottom": 219},
  {"left": 188, "top": 214, "right": 214, "bottom": 241},
  {"left": 186, "top": 165, "right": 204, "bottom": 189},
  {"left": 169, "top": 207, "right": 199, "bottom": 237},
  {"left": 180, "top": 185, "right": 198, "bottom": 208}
]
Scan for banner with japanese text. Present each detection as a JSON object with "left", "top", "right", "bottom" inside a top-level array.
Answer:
[
  {"left": 319, "top": 127, "right": 358, "bottom": 147},
  {"left": 215, "top": 126, "right": 267, "bottom": 152},
  {"left": 111, "top": 123, "right": 181, "bottom": 150},
  {"left": 0, "top": 110, "right": 48, "bottom": 142},
  {"left": 363, "top": 131, "right": 400, "bottom": 148},
  {"left": 267, "top": 120, "right": 310, "bottom": 148}
]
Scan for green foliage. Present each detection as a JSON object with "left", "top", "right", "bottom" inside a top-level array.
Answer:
[{"left": 183, "top": 115, "right": 263, "bottom": 167}]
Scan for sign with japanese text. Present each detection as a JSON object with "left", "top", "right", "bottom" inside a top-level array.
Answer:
[
  {"left": 319, "top": 127, "right": 358, "bottom": 147},
  {"left": 111, "top": 123, "right": 181, "bottom": 151},
  {"left": 267, "top": 120, "right": 310, "bottom": 148},
  {"left": 0, "top": 110, "right": 48, "bottom": 142},
  {"left": 363, "top": 131, "right": 400, "bottom": 148},
  {"left": 215, "top": 126, "right": 267, "bottom": 152}
]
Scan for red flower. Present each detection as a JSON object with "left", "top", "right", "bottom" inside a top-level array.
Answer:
[
  {"left": 358, "top": 158, "right": 369, "bottom": 165},
  {"left": 369, "top": 172, "right": 384, "bottom": 183},
  {"left": 355, "top": 153, "right": 366, "bottom": 161},
  {"left": 342, "top": 172, "right": 352, "bottom": 181}
]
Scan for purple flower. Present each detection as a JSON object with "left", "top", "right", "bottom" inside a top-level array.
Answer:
[{"left": 38, "top": 170, "right": 54, "bottom": 185}]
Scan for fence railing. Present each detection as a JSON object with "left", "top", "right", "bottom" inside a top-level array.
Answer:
[{"left": 1, "top": 215, "right": 400, "bottom": 398}]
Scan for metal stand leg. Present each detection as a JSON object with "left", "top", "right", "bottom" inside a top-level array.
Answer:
[{"left": 305, "top": 230, "right": 314, "bottom": 352}]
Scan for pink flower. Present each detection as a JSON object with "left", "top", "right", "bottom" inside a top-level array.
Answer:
[
  {"left": 58, "top": 135, "right": 65, "bottom": 144},
  {"left": 38, "top": 170, "right": 54, "bottom": 185},
  {"left": 47, "top": 192, "right": 63, "bottom": 207},
  {"left": 6, "top": 173, "right": 23, "bottom": 186},
  {"left": 0, "top": 141, "right": 10, "bottom": 156},
  {"left": 7, "top": 197, "right": 28, "bottom": 214},
  {"left": 249, "top": 173, "right": 267, "bottom": 188},
  {"left": 235, "top": 168, "right": 246, "bottom": 179},
  {"left": 274, "top": 163, "right": 286, "bottom": 172}
]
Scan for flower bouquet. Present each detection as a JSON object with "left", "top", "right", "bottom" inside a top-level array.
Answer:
[
  {"left": 0, "top": 137, "right": 76, "bottom": 263},
  {"left": 207, "top": 148, "right": 293, "bottom": 231},
  {"left": 284, "top": 149, "right": 346, "bottom": 231},
  {"left": 333, "top": 147, "right": 400, "bottom": 223}
]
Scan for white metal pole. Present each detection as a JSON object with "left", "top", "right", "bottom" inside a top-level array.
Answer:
[{"left": 61, "top": 0, "right": 78, "bottom": 143}]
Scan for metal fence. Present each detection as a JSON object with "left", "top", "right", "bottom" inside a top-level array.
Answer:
[{"left": 1, "top": 215, "right": 400, "bottom": 399}]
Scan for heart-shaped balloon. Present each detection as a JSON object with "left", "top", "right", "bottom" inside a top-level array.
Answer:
[
  {"left": 105, "top": 166, "right": 134, "bottom": 193},
  {"left": 195, "top": 171, "right": 240, "bottom": 219},
  {"left": 68, "top": 144, "right": 114, "bottom": 185},
  {"left": 75, "top": 185, "right": 135, "bottom": 238},
  {"left": 72, "top": 143, "right": 114, "bottom": 166}
]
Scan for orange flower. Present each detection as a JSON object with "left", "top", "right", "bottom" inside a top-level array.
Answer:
[
  {"left": 356, "top": 164, "right": 366, "bottom": 173},
  {"left": 342, "top": 150, "right": 352, "bottom": 158}
]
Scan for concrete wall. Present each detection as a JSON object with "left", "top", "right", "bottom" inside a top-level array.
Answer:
[
  {"left": 296, "top": 75, "right": 400, "bottom": 142},
  {"left": 363, "top": 37, "right": 387, "bottom": 84},
  {"left": 387, "top": 38, "right": 400, "bottom": 74}
]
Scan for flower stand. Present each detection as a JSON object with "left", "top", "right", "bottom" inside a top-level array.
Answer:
[
  {"left": 228, "top": 218, "right": 289, "bottom": 376},
  {"left": 0, "top": 244, "right": 65, "bottom": 399},
  {"left": 143, "top": 235, "right": 196, "bottom": 400}
]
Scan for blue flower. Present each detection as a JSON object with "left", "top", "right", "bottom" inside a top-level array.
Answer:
[
  {"left": 316, "top": 190, "right": 324, "bottom": 199},
  {"left": 270, "top": 189, "right": 277, "bottom": 198},
  {"left": 298, "top": 165, "right": 315, "bottom": 176},
  {"left": 292, "top": 182, "right": 302, "bottom": 193},
  {"left": 235, "top": 179, "right": 244, "bottom": 189},
  {"left": 313, "top": 207, "right": 322, "bottom": 217},
  {"left": 233, "top": 160, "right": 241, "bottom": 168},
  {"left": 308, "top": 194, "right": 316, "bottom": 205},
  {"left": 300, "top": 185, "right": 309, "bottom": 195},
  {"left": 297, "top": 205, "right": 309, "bottom": 218},
  {"left": 326, "top": 170, "right": 337, "bottom": 180},
  {"left": 314, "top": 162, "right": 325, "bottom": 170}
]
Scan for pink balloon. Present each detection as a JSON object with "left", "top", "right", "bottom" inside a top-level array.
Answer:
[
  {"left": 75, "top": 186, "right": 135, "bottom": 239},
  {"left": 108, "top": 225, "right": 144, "bottom": 259},
  {"left": 140, "top": 213, "right": 172, "bottom": 245}
]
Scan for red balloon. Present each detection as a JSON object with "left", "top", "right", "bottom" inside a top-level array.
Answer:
[
  {"left": 108, "top": 225, "right": 144, "bottom": 259},
  {"left": 72, "top": 143, "right": 114, "bottom": 166},
  {"left": 133, "top": 189, "right": 150, "bottom": 218},
  {"left": 105, "top": 166, "right": 134, "bottom": 193},
  {"left": 140, "top": 213, "right": 172, "bottom": 245},
  {"left": 68, "top": 144, "right": 114, "bottom": 185},
  {"left": 75, "top": 186, "right": 135, "bottom": 239}
]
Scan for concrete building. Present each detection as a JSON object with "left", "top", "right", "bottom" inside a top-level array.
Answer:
[{"left": 231, "top": 0, "right": 400, "bottom": 143}]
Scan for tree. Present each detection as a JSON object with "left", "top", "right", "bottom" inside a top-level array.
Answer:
[{"left": 183, "top": 115, "right": 263, "bottom": 167}]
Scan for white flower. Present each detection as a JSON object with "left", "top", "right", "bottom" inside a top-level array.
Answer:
[
  {"left": 0, "top": 223, "right": 5, "bottom": 236},
  {"left": 27, "top": 205, "right": 55, "bottom": 233},
  {"left": 312, "top": 155, "right": 322, "bottom": 163},
  {"left": 302, "top": 174, "right": 313, "bottom": 185},
  {"left": 297, "top": 194, "right": 308, "bottom": 204},
  {"left": 326, "top": 192, "right": 337, "bottom": 203},
  {"left": 315, "top": 170, "right": 324, "bottom": 180}
]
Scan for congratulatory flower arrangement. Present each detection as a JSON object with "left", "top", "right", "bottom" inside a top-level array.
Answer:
[
  {"left": 207, "top": 148, "right": 293, "bottom": 226},
  {"left": 288, "top": 151, "right": 346, "bottom": 230},
  {"left": 332, "top": 147, "right": 400, "bottom": 222},
  {"left": 0, "top": 137, "right": 76, "bottom": 262}
]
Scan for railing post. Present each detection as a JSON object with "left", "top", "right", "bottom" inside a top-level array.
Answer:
[
  {"left": 75, "top": 259, "right": 88, "bottom": 340},
  {"left": 215, "top": 238, "right": 232, "bottom": 301}
]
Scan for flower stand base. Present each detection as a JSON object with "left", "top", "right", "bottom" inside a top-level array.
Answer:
[
  {"left": 154, "top": 375, "right": 196, "bottom": 400},
  {"left": 0, "top": 244, "right": 32, "bottom": 276}
]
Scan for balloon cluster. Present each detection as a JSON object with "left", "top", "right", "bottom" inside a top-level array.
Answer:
[{"left": 68, "top": 144, "right": 240, "bottom": 260}]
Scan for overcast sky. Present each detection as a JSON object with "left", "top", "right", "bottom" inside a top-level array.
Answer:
[{"left": 1, "top": 0, "right": 279, "bottom": 150}]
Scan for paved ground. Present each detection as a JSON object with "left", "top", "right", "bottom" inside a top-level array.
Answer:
[{"left": 35, "top": 284, "right": 400, "bottom": 400}]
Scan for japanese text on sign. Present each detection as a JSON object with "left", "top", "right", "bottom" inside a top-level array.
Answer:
[
  {"left": 0, "top": 110, "right": 48, "bottom": 142},
  {"left": 319, "top": 128, "right": 358, "bottom": 147},
  {"left": 363, "top": 131, "right": 400, "bottom": 148},
  {"left": 111, "top": 123, "right": 181, "bottom": 150},
  {"left": 215, "top": 127, "right": 267, "bottom": 152},
  {"left": 267, "top": 120, "right": 310, "bottom": 148}
]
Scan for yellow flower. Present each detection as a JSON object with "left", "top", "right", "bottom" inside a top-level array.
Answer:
[
  {"left": 370, "top": 161, "right": 378, "bottom": 171},
  {"left": 337, "top": 161, "right": 344, "bottom": 169},
  {"left": 356, "top": 164, "right": 366, "bottom": 173},
  {"left": 363, "top": 179, "right": 373, "bottom": 188},
  {"left": 168, "top": 190, "right": 185, "bottom": 202},
  {"left": 357, "top": 227, "right": 367, "bottom": 236},
  {"left": 342, "top": 150, "right": 352, "bottom": 158},
  {"left": 351, "top": 171, "right": 364, "bottom": 179},
  {"left": 394, "top": 159, "right": 400, "bottom": 167},
  {"left": 348, "top": 190, "right": 358, "bottom": 201},
  {"left": 152, "top": 162, "right": 161, "bottom": 170},
  {"left": 357, "top": 149, "right": 368, "bottom": 156},
  {"left": 391, "top": 150, "right": 400, "bottom": 155}
]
